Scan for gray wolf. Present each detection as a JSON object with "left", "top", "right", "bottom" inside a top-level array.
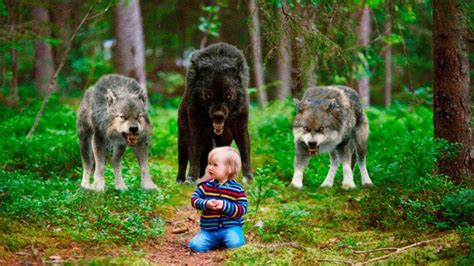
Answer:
[
  {"left": 77, "top": 74, "right": 157, "bottom": 191},
  {"left": 177, "top": 42, "right": 253, "bottom": 183},
  {"left": 290, "top": 86, "right": 373, "bottom": 189}
]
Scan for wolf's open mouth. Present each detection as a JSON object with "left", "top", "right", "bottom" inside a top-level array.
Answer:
[
  {"left": 308, "top": 146, "right": 319, "bottom": 156},
  {"left": 213, "top": 122, "right": 224, "bottom": 135},
  {"left": 122, "top": 133, "right": 138, "bottom": 146}
]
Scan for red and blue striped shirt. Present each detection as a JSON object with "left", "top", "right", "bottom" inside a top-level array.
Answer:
[{"left": 191, "top": 178, "right": 248, "bottom": 230}]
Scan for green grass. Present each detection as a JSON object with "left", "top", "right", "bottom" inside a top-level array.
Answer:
[{"left": 0, "top": 97, "right": 472, "bottom": 264}]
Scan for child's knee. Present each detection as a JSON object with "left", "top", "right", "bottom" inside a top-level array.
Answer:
[
  {"left": 189, "top": 238, "right": 209, "bottom": 253},
  {"left": 224, "top": 228, "right": 245, "bottom": 249},
  {"left": 225, "top": 238, "right": 245, "bottom": 249}
]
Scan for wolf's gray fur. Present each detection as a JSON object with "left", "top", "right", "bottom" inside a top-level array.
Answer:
[
  {"left": 290, "top": 86, "right": 373, "bottom": 189},
  {"left": 77, "top": 74, "right": 157, "bottom": 191}
]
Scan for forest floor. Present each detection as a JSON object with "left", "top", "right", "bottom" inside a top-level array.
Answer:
[{"left": 0, "top": 183, "right": 465, "bottom": 265}]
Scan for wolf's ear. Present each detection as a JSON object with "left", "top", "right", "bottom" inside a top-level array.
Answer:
[
  {"left": 294, "top": 98, "right": 303, "bottom": 113},
  {"left": 106, "top": 89, "right": 116, "bottom": 106},
  {"left": 138, "top": 90, "right": 147, "bottom": 105}
]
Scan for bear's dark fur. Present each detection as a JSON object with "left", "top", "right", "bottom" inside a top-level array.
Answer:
[{"left": 177, "top": 42, "right": 253, "bottom": 182}]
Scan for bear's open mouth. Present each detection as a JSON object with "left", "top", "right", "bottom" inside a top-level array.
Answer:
[
  {"left": 213, "top": 122, "right": 224, "bottom": 135},
  {"left": 122, "top": 133, "right": 138, "bottom": 146},
  {"left": 308, "top": 146, "right": 319, "bottom": 156}
]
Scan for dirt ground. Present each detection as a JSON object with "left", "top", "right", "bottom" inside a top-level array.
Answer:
[{"left": 0, "top": 205, "right": 230, "bottom": 265}]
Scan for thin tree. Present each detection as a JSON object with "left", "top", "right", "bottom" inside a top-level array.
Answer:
[
  {"left": 113, "top": 0, "right": 146, "bottom": 87},
  {"left": 356, "top": 4, "right": 371, "bottom": 107},
  {"left": 433, "top": 0, "right": 472, "bottom": 183},
  {"left": 384, "top": 1, "right": 393, "bottom": 108},
  {"left": 27, "top": 1, "right": 99, "bottom": 139},
  {"left": 32, "top": 5, "right": 56, "bottom": 94},
  {"left": 6, "top": 0, "right": 18, "bottom": 102},
  {"left": 248, "top": 0, "right": 268, "bottom": 105},
  {"left": 276, "top": 7, "right": 292, "bottom": 100}
]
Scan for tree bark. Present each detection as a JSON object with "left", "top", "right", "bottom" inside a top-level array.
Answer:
[
  {"left": 277, "top": 8, "right": 292, "bottom": 100},
  {"left": 433, "top": 0, "right": 472, "bottom": 183},
  {"left": 384, "top": 2, "right": 392, "bottom": 108},
  {"left": 32, "top": 6, "right": 57, "bottom": 95},
  {"left": 114, "top": 0, "right": 146, "bottom": 87},
  {"left": 50, "top": 2, "right": 72, "bottom": 68},
  {"left": 248, "top": 0, "right": 268, "bottom": 105},
  {"left": 356, "top": 5, "right": 371, "bottom": 108},
  {"left": 6, "top": 0, "right": 18, "bottom": 101}
]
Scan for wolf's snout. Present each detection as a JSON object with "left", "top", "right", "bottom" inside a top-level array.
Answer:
[
  {"left": 213, "top": 112, "right": 225, "bottom": 123},
  {"left": 307, "top": 141, "right": 319, "bottom": 156},
  {"left": 129, "top": 126, "right": 139, "bottom": 133}
]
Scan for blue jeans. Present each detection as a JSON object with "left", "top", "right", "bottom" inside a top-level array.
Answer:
[{"left": 189, "top": 226, "right": 245, "bottom": 252}]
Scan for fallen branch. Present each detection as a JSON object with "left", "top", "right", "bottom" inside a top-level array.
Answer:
[
  {"left": 358, "top": 238, "right": 441, "bottom": 265},
  {"left": 353, "top": 247, "right": 398, "bottom": 254},
  {"left": 26, "top": 0, "right": 100, "bottom": 139},
  {"left": 171, "top": 227, "right": 189, "bottom": 234}
]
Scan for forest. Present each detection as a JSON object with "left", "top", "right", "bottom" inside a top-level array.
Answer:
[{"left": 0, "top": 0, "right": 473, "bottom": 264}]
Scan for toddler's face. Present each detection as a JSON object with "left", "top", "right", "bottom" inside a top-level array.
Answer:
[{"left": 207, "top": 155, "right": 229, "bottom": 183}]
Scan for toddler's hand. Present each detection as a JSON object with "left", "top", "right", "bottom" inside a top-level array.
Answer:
[
  {"left": 214, "top": 200, "right": 224, "bottom": 210},
  {"left": 206, "top": 199, "right": 217, "bottom": 209}
]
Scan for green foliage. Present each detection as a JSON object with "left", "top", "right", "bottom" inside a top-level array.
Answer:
[
  {"left": 247, "top": 165, "right": 285, "bottom": 217},
  {"left": 360, "top": 105, "right": 473, "bottom": 231},
  {"left": 0, "top": 97, "right": 80, "bottom": 178},
  {"left": 198, "top": 5, "right": 221, "bottom": 38},
  {"left": 156, "top": 71, "right": 185, "bottom": 94},
  {"left": 0, "top": 167, "right": 169, "bottom": 244}
]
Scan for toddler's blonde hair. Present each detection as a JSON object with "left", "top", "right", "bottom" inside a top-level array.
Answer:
[{"left": 208, "top": 146, "right": 242, "bottom": 179}]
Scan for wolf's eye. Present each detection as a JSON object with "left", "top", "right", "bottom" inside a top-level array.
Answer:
[
  {"left": 205, "top": 93, "right": 211, "bottom": 100},
  {"left": 120, "top": 115, "right": 127, "bottom": 120},
  {"left": 225, "top": 94, "right": 232, "bottom": 100},
  {"left": 318, "top": 127, "right": 325, "bottom": 132},
  {"left": 137, "top": 114, "right": 143, "bottom": 119},
  {"left": 303, "top": 127, "right": 310, "bottom": 132}
]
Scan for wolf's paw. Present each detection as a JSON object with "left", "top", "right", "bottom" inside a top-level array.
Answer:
[
  {"left": 141, "top": 181, "right": 158, "bottom": 191},
  {"left": 80, "top": 183, "right": 91, "bottom": 190},
  {"left": 90, "top": 182, "right": 105, "bottom": 192},
  {"left": 289, "top": 181, "right": 303, "bottom": 189},
  {"left": 362, "top": 181, "right": 374, "bottom": 187},
  {"left": 320, "top": 182, "right": 333, "bottom": 188},
  {"left": 341, "top": 182, "right": 356, "bottom": 190},
  {"left": 115, "top": 183, "right": 129, "bottom": 191},
  {"left": 242, "top": 175, "right": 253, "bottom": 184},
  {"left": 184, "top": 176, "right": 198, "bottom": 184}
]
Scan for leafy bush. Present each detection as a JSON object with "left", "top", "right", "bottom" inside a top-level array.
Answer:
[
  {"left": 360, "top": 104, "right": 473, "bottom": 231},
  {"left": 0, "top": 98, "right": 80, "bottom": 178},
  {"left": 0, "top": 168, "right": 168, "bottom": 244}
]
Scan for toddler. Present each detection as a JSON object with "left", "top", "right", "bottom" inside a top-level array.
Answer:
[{"left": 189, "top": 146, "right": 248, "bottom": 252}]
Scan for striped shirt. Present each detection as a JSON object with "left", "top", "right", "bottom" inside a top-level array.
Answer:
[{"left": 191, "top": 178, "right": 248, "bottom": 231}]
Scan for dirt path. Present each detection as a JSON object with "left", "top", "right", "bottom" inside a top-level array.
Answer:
[{"left": 144, "top": 205, "right": 229, "bottom": 265}]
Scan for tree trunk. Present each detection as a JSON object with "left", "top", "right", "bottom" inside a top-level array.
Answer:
[
  {"left": 32, "top": 6, "right": 56, "bottom": 95},
  {"left": 303, "top": 10, "right": 317, "bottom": 89},
  {"left": 384, "top": 3, "right": 392, "bottom": 108},
  {"left": 356, "top": 6, "right": 371, "bottom": 107},
  {"left": 248, "top": 0, "right": 267, "bottom": 105},
  {"left": 277, "top": 8, "right": 292, "bottom": 100},
  {"left": 50, "top": 2, "right": 72, "bottom": 68},
  {"left": 433, "top": 0, "right": 472, "bottom": 183},
  {"left": 114, "top": 0, "right": 146, "bottom": 87},
  {"left": 6, "top": 0, "right": 18, "bottom": 101}
]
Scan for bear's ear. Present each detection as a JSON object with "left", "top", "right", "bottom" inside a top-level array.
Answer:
[{"left": 106, "top": 89, "right": 116, "bottom": 106}]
